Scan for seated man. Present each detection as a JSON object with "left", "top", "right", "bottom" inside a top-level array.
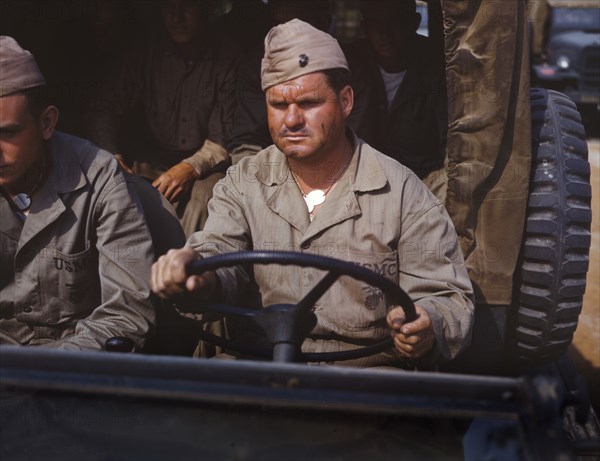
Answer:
[
  {"left": 152, "top": 20, "right": 474, "bottom": 367},
  {"left": 86, "top": 0, "right": 239, "bottom": 236},
  {"left": 346, "top": 0, "right": 447, "bottom": 199},
  {"left": 0, "top": 36, "right": 155, "bottom": 350}
]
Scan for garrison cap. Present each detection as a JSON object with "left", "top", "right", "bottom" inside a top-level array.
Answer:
[
  {"left": 0, "top": 36, "right": 46, "bottom": 97},
  {"left": 261, "top": 19, "right": 348, "bottom": 91}
]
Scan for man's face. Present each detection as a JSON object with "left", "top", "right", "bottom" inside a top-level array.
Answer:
[
  {"left": 0, "top": 94, "right": 45, "bottom": 189},
  {"left": 362, "top": 8, "right": 420, "bottom": 61},
  {"left": 161, "top": 0, "right": 204, "bottom": 45},
  {"left": 266, "top": 72, "right": 352, "bottom": 162}
]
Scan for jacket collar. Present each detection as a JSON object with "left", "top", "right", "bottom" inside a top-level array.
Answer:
[
  {"left": 16, "top": 132, "right": 87, "bottom": 252},
  {"left": 256, "top": 132, "right": 389, "bottom": 238},
  {"left": 350, "top": 134, "right": 389, "bottom": 193},
  {"left": 255, "top": 132, "right": 388, "bottom": 192},
  {"left": 49, "top": 132, "right": 88, "bottom": 194}
]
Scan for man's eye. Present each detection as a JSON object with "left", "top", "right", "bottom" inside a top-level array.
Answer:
[
  {"left": 299, "top": 101, "right": 319, "bottom": 109},
  {"left": 270, "top": 102, "right": 288, "bottom": 109},
  {"left": 0, "top": 130, "right": 18, "bottom": 138}
]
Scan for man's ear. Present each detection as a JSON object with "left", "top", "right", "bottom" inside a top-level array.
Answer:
[
  {"left": 340, "top": 85, "right": 354, "bottom": 119},
  {"left": 39, "top": 105, "right": 59, "bottom": 141}
]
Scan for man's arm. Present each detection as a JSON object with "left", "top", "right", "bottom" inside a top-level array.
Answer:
[
  {"left": 155, "top": 52, "right": 240, "bottom": 204},
  {"left": 152, "top": 169, "right": 252, "bottom": 304},
  {"left": 395, "top": 180, "right": 475, "bottom": 363},
  {"left": 180, "top": 52, "right": 240, "bottom": 179},
  {"left": 152, "top": 247, "right": 219, "bottom": 303}
]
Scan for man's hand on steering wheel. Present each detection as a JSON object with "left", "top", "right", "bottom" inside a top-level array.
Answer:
[
  {"left": 387, "top": 306, "right": 436, "bottom": 358},
  {"left": 151, "top": 250, "right": 422, "bottom": 363},
  {"left": 151, "top": 247, "right": 218, "bottom": 301}
]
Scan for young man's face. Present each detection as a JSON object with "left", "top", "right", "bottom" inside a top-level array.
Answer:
[
  {"left": 161, "top": 0, "right": 204, "bottom": 45},
  {"left": 0, "top": 94, "right": 47, "bottom": 190},
  {"left": 266, "top": 72, "right": 353, "bottom": 163}
]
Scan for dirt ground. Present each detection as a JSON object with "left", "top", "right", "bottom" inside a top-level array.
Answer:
[{"left": 568, "top": 137, "right": 600, "bottom": 409}]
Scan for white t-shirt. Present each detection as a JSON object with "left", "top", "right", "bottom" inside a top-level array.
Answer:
[{"left": 379, "top": 67, "right": 406, "bottom": 110}]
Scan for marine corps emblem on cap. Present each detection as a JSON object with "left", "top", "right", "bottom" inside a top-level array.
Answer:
[{"left": 261, "top": 19, "right": 349, "bottom": 91}]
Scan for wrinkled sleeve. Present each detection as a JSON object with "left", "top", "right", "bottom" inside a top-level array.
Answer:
[
  {"left": 186, "top": 169, "right": 251, "bottom": 303},
  {"left": 51, "top": 178, "right": 156, "bottom": 350},
  {"left": 397, "top": 177, "right": 474, "bottom": 363}
]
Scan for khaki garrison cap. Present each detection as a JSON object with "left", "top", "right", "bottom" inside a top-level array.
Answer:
[
  {"left": 0, "top": 36, "right": 46, "bottom": 97},
  {"left": 261, "top": 19, "right": 348, "bottom": 91}
]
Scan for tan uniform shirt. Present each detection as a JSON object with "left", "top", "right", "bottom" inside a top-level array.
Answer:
[
  {"left": 0, "top": 132, "right": 156, "bottom": 350},
  {"left": 188, "top": 136, "right": 474, "bottom": 366}
]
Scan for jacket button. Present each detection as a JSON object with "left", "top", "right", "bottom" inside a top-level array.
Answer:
[
  {"left": 22, "top": 305, "right": 33, "bottom": 313},
  {"left": 300, "top": 242, "right": 310, "bottom": 250}
]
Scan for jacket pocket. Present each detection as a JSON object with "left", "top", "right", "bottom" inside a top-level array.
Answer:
[{"left": 40, "top": 245, "right": 100, "bottom": 323}]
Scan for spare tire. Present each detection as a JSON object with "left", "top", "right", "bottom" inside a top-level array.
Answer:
[{"left": 512, "top": 88, "right": 592, "bottom": 364}]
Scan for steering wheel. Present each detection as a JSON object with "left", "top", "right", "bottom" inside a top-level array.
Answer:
[{"left": 184, "top": 251, "right": 417, "bottom": 363}]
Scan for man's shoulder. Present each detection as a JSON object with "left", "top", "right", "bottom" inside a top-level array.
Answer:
[
  {"left": 357, "top": 139, "right": 445, "bottom": 214},
  {"left": 51, "top": 132, "right": 124, "bottom": 185},
  {"left": 235, "top": 145, "right": 284, "bottom": 169},
  {"left": 53, "top": 132, "right": 117, "bottom": 164},
  {"left": 229, "top": 145, "right": 286, "bottom": 187},
  {"left": 358, "top": 139, "right": 418, "bottom": 179}
]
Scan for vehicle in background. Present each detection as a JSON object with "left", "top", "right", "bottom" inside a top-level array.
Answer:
[{"left": 532, "top": 0, "right": 600, "bottom": 109}]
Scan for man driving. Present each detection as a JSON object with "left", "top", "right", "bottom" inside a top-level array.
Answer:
[{"left": 152, "top": 20, "right": 474, "bottom": 367}]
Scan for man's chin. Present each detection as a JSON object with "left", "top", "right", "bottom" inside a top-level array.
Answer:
[{"left": 277, "top": 143, "right": 306, "bottom": 158}]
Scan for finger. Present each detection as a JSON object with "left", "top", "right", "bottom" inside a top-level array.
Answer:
[
  {"left": 164, "top": 182, "right": 180, "bottom": 203},
  {"left": 393, "top": 335, "right": 431, "bottom": 357},
  {"left": 387, "top": 307, "right": 406, "bottom": 330},
  {"left": 186, "top": 275, "right": 207, "bottom": 293},
  {"left": 167, "top": 186, "right": 183, "bottom": 203},
  {"left": 152, "top": 176, "right": 163, "bottom": 188},
  {"left": 157, "top": 254, "right": 177, "bottom": 296},
  {"left": 168, "top": 251, "right": 192, "bottom": 286},
  {"left": 401, "top": 306, "right": 432, "bottom": 335},
  {"left": 392, "top": 330, "right": 425, "bottom": 346},
  {"left": 393, "top": 337, "right": 416, "bottom": 356},
  {"left": 154, "top": 181, "right": 170, "bottom": 197},
  {"left": 401, "top": 312, "right": 432, "bottom": 335}
]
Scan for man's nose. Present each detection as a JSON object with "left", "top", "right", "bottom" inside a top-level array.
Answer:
[{"left": 284, "top": 105, "right": 304, "bottom": 130}]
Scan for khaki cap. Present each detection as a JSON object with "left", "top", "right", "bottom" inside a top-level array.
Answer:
[
  {"left": 0, "top": 36, "right": 46, "bottom": 97},
  {"left": 261, "top": 19, "right": 348, "bottom": 91}
]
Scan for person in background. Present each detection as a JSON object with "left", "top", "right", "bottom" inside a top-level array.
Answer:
[
  {"left": 86, "top": 0, "right": 239, "bottom": 236},
  {"left": 346, "top": 0, "right": 448, "bottom": 200}
]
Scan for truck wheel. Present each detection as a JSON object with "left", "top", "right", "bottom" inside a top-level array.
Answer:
[{"left": 513, "top": 88, "right": 592, "bottom": 364}]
